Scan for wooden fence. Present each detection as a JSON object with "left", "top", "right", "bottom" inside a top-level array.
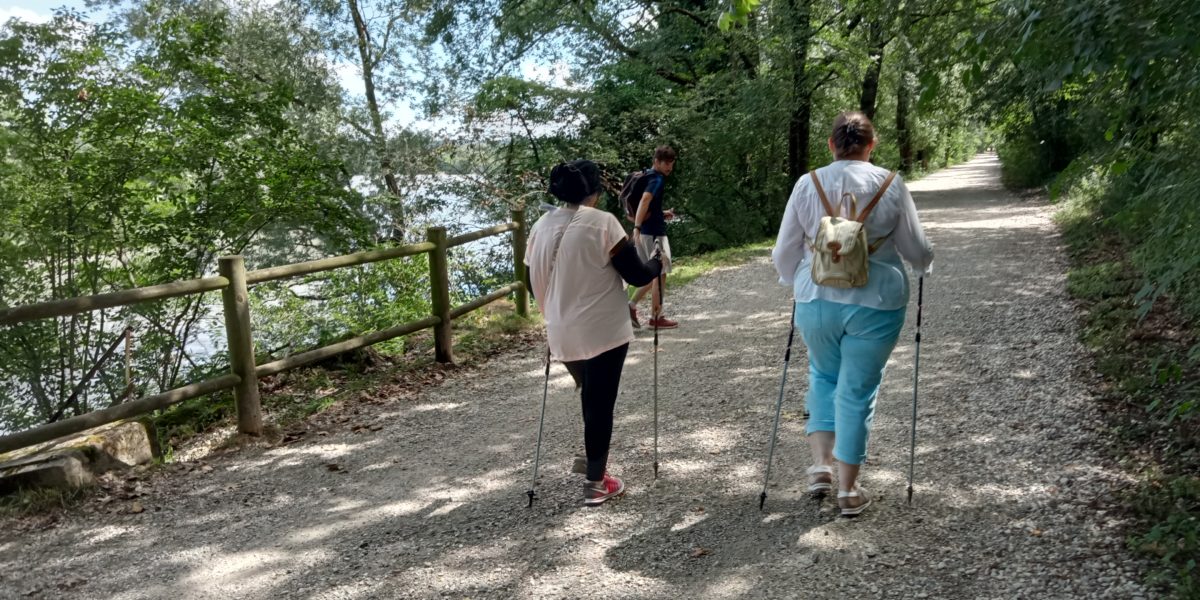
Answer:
[{"left": 0, "top": 211, "right": 529, "bottom": 454}]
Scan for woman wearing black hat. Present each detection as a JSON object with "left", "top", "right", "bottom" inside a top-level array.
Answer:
[{"left": 525, "top": 160, "right": 663, "bottom": 505}]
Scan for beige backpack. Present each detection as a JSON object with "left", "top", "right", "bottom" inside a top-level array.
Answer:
[{"left": 809, "top": 170, "right": 897, "bottom": 288}]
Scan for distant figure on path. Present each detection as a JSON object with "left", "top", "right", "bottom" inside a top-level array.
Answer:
[
  {"left": 628, "top": 146, "right": 679, "bottom": 330},
  {"left": 526, "top": 160, "right": 663, "bottom": 505},
  {"left": 772, "top": 112, "right": 934, "bottom": 517}
]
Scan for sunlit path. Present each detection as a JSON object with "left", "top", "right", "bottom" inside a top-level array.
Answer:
[{"left": 2, "top": 156, "right": 1149, "bottom": 599}]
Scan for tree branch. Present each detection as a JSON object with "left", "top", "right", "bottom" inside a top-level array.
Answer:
[
  {"left": 814, "top": 8, "right": 850, "bottom": 35},
  {"left": 811, "top": 68, "right": 838, "bottom": 93},
  {"left": 655, "top": 6, "right": 710, "bottom": 29},
  {"left": 375, "top": 15, "right": 404, "bottom": 68},
  {"left": 575, "top": 3, "right": 696, "bottom": 86}
]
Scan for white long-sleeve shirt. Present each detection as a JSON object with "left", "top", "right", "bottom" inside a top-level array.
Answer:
[{"left": 772, "top": 160, "right": 933, "bottom": 311}]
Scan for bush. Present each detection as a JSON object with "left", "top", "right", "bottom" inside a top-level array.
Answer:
[
  {"left": 1131, "top": 475, "right": 1200, "bottom": 598},
  {"left": 1049, "top": 148, "right": 1200, "bottom": 597}
]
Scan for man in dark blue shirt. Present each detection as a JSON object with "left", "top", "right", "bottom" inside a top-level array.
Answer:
[{"left": 630, "top": 146, "right": 678, "bottom": 329}]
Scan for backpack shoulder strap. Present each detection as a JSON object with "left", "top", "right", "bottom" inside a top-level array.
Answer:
[
  {"left": 857, "top": 171, "right": 897, "bottom": 224},
  {"left": 809, "top": 170, "right": 837, "bottom": 218},
  {"left": 868, "top": 236, "right": 891, "bottom": 254}
]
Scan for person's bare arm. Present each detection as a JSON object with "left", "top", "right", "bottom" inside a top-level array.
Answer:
[{"left": 634, "top": 190, "right": 653, "bottom": 231}]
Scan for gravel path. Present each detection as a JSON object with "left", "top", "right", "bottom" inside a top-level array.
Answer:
[{"left": 0, "top": 155, "right": 1152, "bottom": 599}]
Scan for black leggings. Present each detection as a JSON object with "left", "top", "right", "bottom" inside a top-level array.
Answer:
[{"left": 563, "top": 343, "right": 630, "bottom": 481}]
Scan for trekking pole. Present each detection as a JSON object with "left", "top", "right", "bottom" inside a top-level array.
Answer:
[
  {"left": 907, "top": 277, "right": 925, "bottom": 505},
  {"left": 652, "top": 238, "right": 662, "bottom": 479},
  {"left": 760, "top": 300, "right": 798, "bottom": 511},
  {"left": 526, "top": 347, "right": 552, "bottom": 507}
]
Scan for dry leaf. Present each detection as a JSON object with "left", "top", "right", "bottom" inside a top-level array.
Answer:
[
  {"left": 690, "top": 547, "right": 711, "bottom": 558},
  {"left": 129, "top": 502, "right": 145, "bottom": 514}
]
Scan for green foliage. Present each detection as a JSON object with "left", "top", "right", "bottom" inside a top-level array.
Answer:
[
  {"left": 1057, "top": 152, "right": 1200, "bottom": 596},
  {"left": 718, "top": 0, "right": 763, "bottom": 31},
  {"left": 988, "top": 0, "right": 1200, "bottom": 426},
  {"left": 1067, "top": 262, "right": 1133, "bottom": 302},
  {"left": 967, "top": 0, "right": 1200, "bottom": 270},
  {"left": 250, "top": 256, "right": 432, "bottom": 358},
  {"left": 0, "top": 9, "right": 371, "bottom": 430},
  {"left": 1131, "top": 475, "right": 1200, "bottom": 598},
  {"left": 1057, "top": 161, "right": 1198, "bottom": 417},
  {"left": 439, "top": 1, "right": 986, "bottom": 256}
]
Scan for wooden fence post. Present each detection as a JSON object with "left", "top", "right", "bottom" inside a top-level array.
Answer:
[
  {"left": 427, "top": 227, "right": 454, "bottom": 363},
  {"left": 219, "top": 256, "right": 262, "bottom": 436},
  {"left": 511, "top": 209, "right": 528, "bottom": 318}
]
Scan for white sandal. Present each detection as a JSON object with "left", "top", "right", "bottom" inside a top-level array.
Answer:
[
  {"left": 806, "top": 465, "right": 834, "bottom": 496},
  {"left": 837, "top": 486, "right": 871, "bottom": 517}
]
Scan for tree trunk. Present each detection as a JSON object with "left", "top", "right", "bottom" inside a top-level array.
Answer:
[
  {"left": 788, "top": 97, "right": 813, "bottom": 180},
  {"left": 858, "top": 22, "right": 887, "bottom": 120},
  {"left": 896, "top": 48, "right": 914, "bottom": 173},
  {"left": 786, "top": 0, "right": 813, "bottom": 181},
  {"left": 347, "top": 0, "right": 404, "bottom": 235},
  {"left": 896, "top": 80, "right": 913, "bottom": 172}
]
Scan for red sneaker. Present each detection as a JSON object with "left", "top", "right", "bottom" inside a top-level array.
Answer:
[
  {"left": 583, "top": 473, "right": 626, "bottom": 506},
  {"left": 628, "top": 303, "right": 642, "bottom": 329},
  {"left": 648, "top": 316, "right": 678, "bottom": 329}
]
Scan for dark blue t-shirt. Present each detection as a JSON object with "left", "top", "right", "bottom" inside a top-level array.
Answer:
[{"left": 639, "top": 169, "right": 668, "bottom": 236}]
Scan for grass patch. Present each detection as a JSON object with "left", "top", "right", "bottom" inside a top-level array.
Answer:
[
  {"left": 0, "top": 486, "right": 88, "bottom": 519},
  {"left": 151, "top": 391, "right": 236, "bottom": 458},
  {"left": 448, "top": 301, "right": 541, "bottom": 360},
  {"left": 668, "top": 239, "right": 774, "bottom": 289},
  {"left": 256, "top": 368, "right": 375, "bottom": 433}
]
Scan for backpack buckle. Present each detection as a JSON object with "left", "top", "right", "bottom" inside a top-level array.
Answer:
[{"left": 827, "top": 240, "right": 843, "bottom": 263}]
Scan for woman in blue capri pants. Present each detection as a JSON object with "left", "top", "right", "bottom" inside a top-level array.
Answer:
[{"left": 772, "top": 111, "right": 934, "bottom": 517}]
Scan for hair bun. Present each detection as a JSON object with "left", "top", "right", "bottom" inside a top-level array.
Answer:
[
  {"left": 547, "top": 163, "right": 567, "bottom": 201},
  {"left": 548, "top": 160, "right": 600, "bottom": 204},
  {"left": 831, "top": 111, "right": 875, "bottom": 158}
]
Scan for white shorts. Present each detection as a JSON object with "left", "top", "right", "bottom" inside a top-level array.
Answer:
[{"left": 634, "top": 233, "right": 672, "bottom": 275}]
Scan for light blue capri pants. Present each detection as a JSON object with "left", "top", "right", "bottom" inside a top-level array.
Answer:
[{"left": 794, "top": 299, "right": 906, "bottom": 465}]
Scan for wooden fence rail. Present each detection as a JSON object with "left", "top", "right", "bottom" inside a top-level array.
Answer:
[{"left": 0, "top": 211, "right": 529, "bottom": 455}]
